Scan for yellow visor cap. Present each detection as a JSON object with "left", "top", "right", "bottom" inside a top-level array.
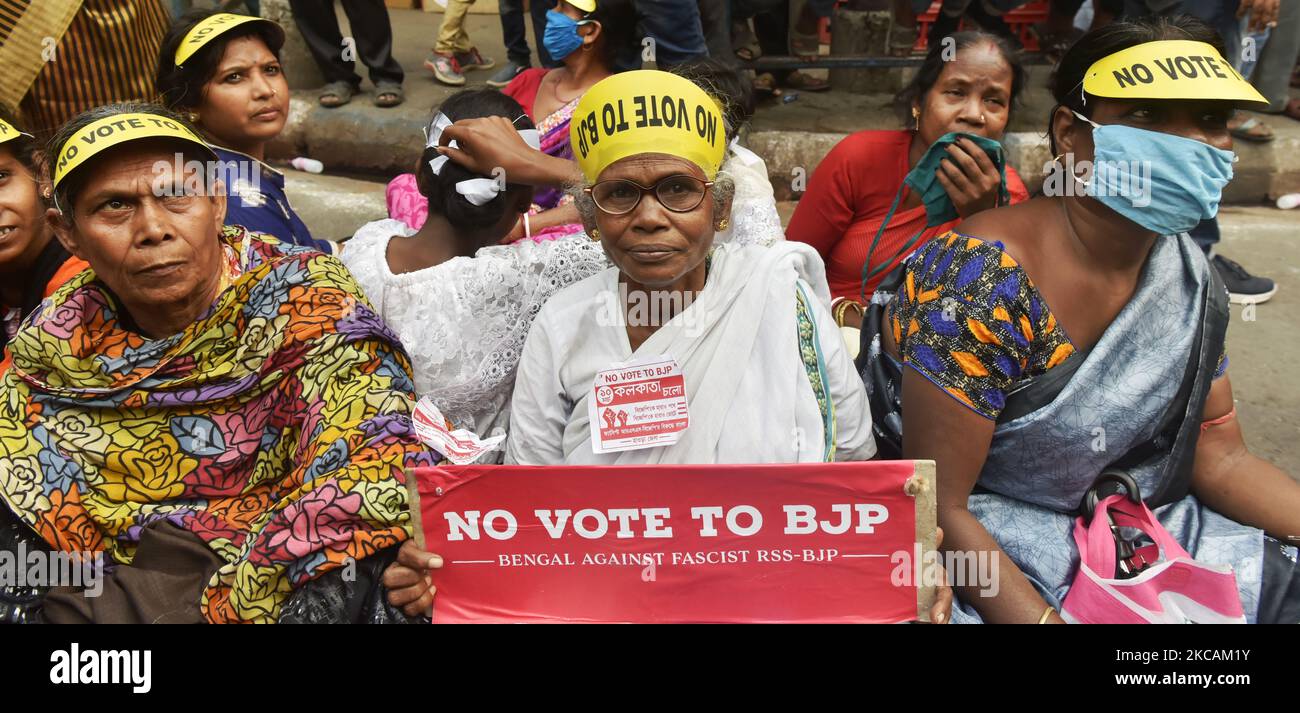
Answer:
[
  {"left": 566, "top": 0, "right": 597, "bottom": 12},
  {"left": 53, "top": 112, "right": 216, "bottom": 188},
  {"left": 571, "top": 70, "right": 727, "bottom": 182},
  {"left": 0, "top": 118, "right": 29, "bottom": 146},
  {"left": 1083, "top": 40, "right": 1267, "bottom": 106},
  {"left": 174, "top": 13, "right": 285, "bottom": 67}
]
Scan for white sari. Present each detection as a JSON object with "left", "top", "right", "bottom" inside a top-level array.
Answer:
[{"left": 506, "top": 241, "right": 876, "bottom": 465}]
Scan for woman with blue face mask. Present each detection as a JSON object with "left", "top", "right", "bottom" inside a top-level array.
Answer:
[
  {"left": 858, "top": 15, "right": 1300, "bottom": 624},
  {"left": 385, "top": 0, "right": 636, "bottom": 240},
  {"left": 496, "top": 0, "right": 637, "bottom": 240}
]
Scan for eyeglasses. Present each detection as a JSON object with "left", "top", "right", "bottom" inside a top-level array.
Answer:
[{"left": 585, "top": 175, "right": 714, "bottom": 215}]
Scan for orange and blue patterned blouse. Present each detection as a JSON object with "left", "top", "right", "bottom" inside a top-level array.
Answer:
[{"left": 888, "top": 231, "right": 1226, "bottom": 420}]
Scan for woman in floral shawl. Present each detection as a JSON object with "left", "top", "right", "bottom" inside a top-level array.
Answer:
[{"left": 0, "top": 104, "right": 433, "bottom": 624}]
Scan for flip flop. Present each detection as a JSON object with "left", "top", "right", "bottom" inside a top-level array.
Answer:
[
  {"left": 318, "top": 81, "right": 355, "bottom": 108},
  {"left": 733, "top": 19, "right": 761, "bottom": 61},
  {"left": 781, "top": 70, "right": 830, "bottom": 92},
  {"left": 753, "top": 72, "right": 780, "bottom": 99},
  {"left": 374, "top": 81, "right": 404, "bottom": 108},
  {"left": 1229, "top": 114, "right": 1274, "bottom": 142},
  {"left": 789, "top": 28, "right": 821, "bottom": 57},
  {"left": 1282, "top": 98, "right": 1300, "bottom": 121}
]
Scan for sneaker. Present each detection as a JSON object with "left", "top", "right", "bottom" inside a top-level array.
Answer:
[
  {"left": 425, "top": 52, "right": 465, "bottom": 86},
  {"left": 486, "top": 60, "right": 528, "bottom": 88},
  {"left": 1212, "top": 254, "right": 1277, "bottom": 304},
  {"left": 456, "top": 47, "right": 496, "bottom": 72}
]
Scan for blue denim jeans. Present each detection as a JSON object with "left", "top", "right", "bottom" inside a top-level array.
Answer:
[
  {"left": 616, "top": 0, "right": 709, "bottom": 70},
  {"left": 499, "top": 0, "right": 556, "bottom": 67}
]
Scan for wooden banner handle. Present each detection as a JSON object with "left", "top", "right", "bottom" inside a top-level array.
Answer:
[
  {"left": 909, "top": 460, "right": 938, "bottom": 622},
  {"left": 402, "top": 468, "right": 428, "bottom": 552}
]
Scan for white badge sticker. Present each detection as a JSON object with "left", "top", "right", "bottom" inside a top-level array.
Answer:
[
  {"left": 588, "top": 355, "right": 689, "bottom": 454},
  {"left": 412, "top": 397, "right": 505, "bottom": 465}
]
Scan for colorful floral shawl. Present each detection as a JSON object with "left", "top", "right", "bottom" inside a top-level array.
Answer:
[{"left": 0, "top": 226, "right": 435, "bottom": 623}]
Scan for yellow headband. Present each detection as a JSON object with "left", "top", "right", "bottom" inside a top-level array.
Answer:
[
  {"left": 52, "top": 112, "right": 216, "bottom": 188},
  {"left": 174, "top": 13, "right": 284, "bottom": 67},
  {"left": 571, "top": 70, "right": 727, "bottom": 181},
  {"left": 1083, "top": 40, "right": 1267, "bottom": 105},
  {"left": 0, "top": 118, "right": 30, "bottom": 146}
]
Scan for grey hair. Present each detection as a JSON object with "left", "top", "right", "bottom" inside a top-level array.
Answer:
[
  {"left": 568, "top": 169, "right": 737, "bottom": 228},
  {"left": 46, "top": 102, "right": 203, "bottom": 220}
]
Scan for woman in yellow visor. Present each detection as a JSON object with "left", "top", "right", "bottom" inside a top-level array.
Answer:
[
  {"left": 502, "top": 69, "right": 875, "bottom": 466},
  {"left": 155, "top": 11, "right": 333, "bottom": 253},
  {"left": 0, "top": 107, "right": 87, "bottom": 379},
  {"left": 0, "top": 103, "right": 433, "bottom": 623},
  {"left": 860, "top": 16, "right": 1300, "bottom": 623},
  {"left": 385, "top": 70, "right": 951, "bottom": 624}
]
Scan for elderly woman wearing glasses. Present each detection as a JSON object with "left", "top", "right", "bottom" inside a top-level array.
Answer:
[{"left": 502, "top": 70, "right": 875, "bottom": 465}]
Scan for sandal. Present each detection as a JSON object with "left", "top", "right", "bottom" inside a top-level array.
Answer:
[
  {"left": 789, "top": 27, "right": 821, "bottom": 57},
  {"left": 318, "top": 81, "right": 355, "bottom": 108},
  {"left": 733, "top": 19, "right": 761, "bottom": 62},
  {"left": 781, "top": 70, "right": 830, "bottom": 92},
  {"left": 1282, "top": 98, "right": 1300, "bottom": 121},
  {"left": 1228, "top": 112, "right": 1274, "bottom": 142},
  {"left": 373, "top": 81, "right": 404, "bottom": 108}
]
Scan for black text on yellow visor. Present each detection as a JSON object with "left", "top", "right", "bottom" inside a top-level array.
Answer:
[
  {"left": 173, "top": 13, "right": 285, "bottom": 67},
  {"left": 1083, "top": 40, "right": 1267, "bottom": 106},
  {"left": 52, "top": 113, "right": 217, "bottom": 189}
]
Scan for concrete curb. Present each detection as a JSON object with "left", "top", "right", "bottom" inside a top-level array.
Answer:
[
  {"left": 752, "top": 127, "right": 1299, "bottom": 204},
  {"left": 273, "top": 86, "right": 1300, "bottom": 240}
]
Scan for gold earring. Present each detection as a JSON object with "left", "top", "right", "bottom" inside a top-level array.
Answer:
[
  {"left": 589, "top": 228, "right": 601, "bottom": 241},
  {"left": 716, "top": 219, "right": 729, "bottom": 231},
  {"left": 187, "top": 111, "right": 199, "bottom": 124},
  {"left": 911, "top": 107, "right": 920, "bottom": 130}
]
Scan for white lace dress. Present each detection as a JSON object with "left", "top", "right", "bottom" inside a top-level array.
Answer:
[
  {"left": 340, "top": 219, "right": 610, "bottom": 444},
  {"left": 716, "top": 143, "right": 785, "bottom": 247}
]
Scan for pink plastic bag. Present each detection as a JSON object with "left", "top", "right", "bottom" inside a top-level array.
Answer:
[{"left": 1061, "top": 494, "right": 1246, "bottom": 624}]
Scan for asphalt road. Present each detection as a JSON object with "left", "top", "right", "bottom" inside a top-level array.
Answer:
[{"left": 1215, "top": 206, "right": 1300, "bottom": 478}]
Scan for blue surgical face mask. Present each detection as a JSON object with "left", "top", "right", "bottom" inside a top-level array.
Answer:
[
  {"left": 1072, "top": 110, "right": 1235, "bottom": 235},
  {"left": 544, "top": 10, "right": 585, "bottom": 61}
]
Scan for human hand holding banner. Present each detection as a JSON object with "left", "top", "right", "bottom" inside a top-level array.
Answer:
[{"left": 409, "top": 461, "right": 937, "bottom": 623}]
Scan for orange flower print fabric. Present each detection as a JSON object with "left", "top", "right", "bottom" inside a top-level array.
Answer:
[
  {"left": 0, "top": 226, "right": 436, "bottom": 623},
  {"left": 888, "top": 232, "right": 1075, "bottom": 420}
]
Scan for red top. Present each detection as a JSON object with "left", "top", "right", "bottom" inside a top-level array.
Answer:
[
  {"left": 786, "top": 129, "right": 1030, "bottom": 302},
  {"left": 503, "top": 67, "right": 550, "bottom": 119}
]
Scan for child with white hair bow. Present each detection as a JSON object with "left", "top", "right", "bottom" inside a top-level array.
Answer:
[{"left": 341, "top": 89, "right": 611, "bottom": 452}]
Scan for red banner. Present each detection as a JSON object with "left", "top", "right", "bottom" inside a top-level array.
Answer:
[{"left": 410, "top": 461, "right": 936, "bottom": 623}]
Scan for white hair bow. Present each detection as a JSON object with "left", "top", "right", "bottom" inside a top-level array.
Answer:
[{"left": 424, "top": 112, "right": 541, "bottom": 206}]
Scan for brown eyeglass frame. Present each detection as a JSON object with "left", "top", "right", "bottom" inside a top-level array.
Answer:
[{"left": 583, "top": 175, "right": 715, "bottom": 215}]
